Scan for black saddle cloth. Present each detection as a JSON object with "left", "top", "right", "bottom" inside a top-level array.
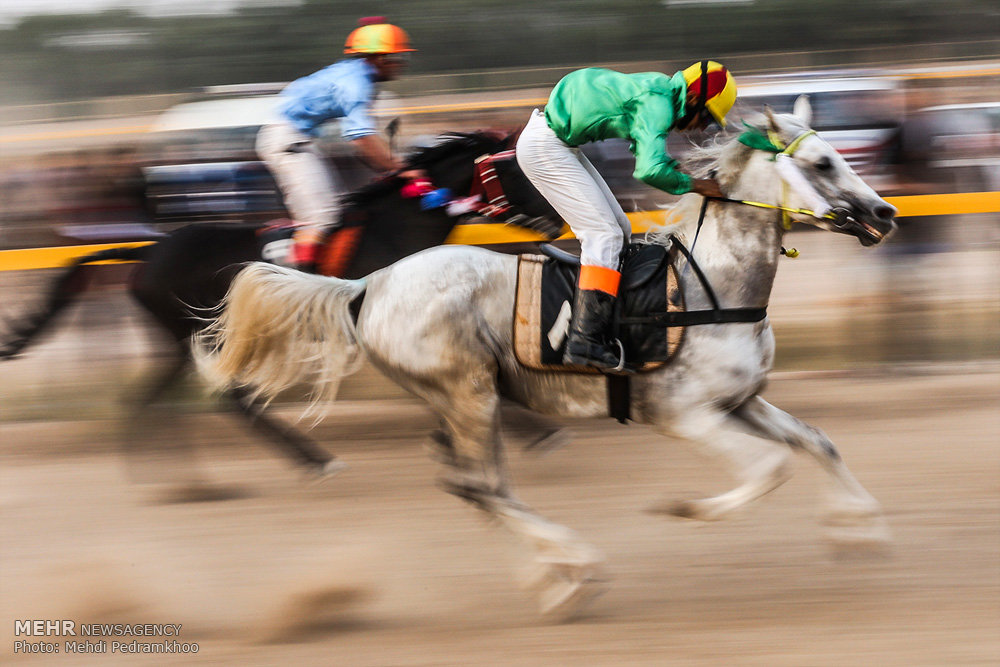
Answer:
[{"left": 539, "top": 243, "right": 681, "bottom": 367}]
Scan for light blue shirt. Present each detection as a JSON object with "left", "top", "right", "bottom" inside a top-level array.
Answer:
[{"left": 279, "top": 58, "right": 378, "bottom": 140}]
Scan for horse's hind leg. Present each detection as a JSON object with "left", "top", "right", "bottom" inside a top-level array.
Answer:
[
  {"left": 501, "top": 402, "right": 572, "bottom": 455},
  {"left": 731, "top": 396, "right": 888, "bottom": 544},
  {"left": 227, "top": 385, "right": 341, "bottom": 477},
  {"left": 445, "top": 466, "right": 608, "bottom": 618},
  {"left": 650, "top": 406, "right": 792, "bottom": 521},
  {"left": 120, "top": 345, "right": 201, "bottom": 485}
]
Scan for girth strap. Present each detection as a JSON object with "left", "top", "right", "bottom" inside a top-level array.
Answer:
[
  {"left": 607, "top": 374, "right": 631, "bottom": 424},
  {"left": 619, "top": 307, "right": 766, "bottom": 327}
]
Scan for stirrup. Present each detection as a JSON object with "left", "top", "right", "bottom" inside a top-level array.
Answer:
[
  {"left": 566, "top": 338, "right": 626, "bottom": 372},
  {"left": 610, "top": 338, "right": 626, "bottom": 373}
]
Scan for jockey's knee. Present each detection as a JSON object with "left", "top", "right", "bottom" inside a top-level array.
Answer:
[{"left": 578, "top": 227, "right": 625, "bottom": 268}]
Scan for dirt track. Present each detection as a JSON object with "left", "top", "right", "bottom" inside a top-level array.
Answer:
[{"left": 2, "top": 368, "right": 998, "bottom": 666}]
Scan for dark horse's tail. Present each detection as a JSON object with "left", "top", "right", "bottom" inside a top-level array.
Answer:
[{"left": 0, "top": 245, "right": 151, "bottom": 359}]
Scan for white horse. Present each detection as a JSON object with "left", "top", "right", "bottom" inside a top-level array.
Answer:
[{"left": 195, "top": 98, "right": 897, "bottom": 618}]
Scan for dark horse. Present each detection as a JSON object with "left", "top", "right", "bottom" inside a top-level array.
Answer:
[{"left": 1, "top": 131, "right": 564, "bottom": 476}]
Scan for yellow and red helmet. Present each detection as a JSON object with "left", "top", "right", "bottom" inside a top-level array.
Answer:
[
  {"left": 344, "top": 17, "right": 415, "bottom": 56},
  {"left": 682, "top": 60, "right": 737, "bottom": 128}
]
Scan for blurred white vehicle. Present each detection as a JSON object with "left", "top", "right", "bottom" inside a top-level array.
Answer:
[
  {"left": 903, "top": 101, "right": 1000, "bottom": 191},
  {"left": 734, "top": 76, "right": 905, "bottom": 186}
]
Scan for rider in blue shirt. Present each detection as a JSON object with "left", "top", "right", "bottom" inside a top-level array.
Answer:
[
  {"left": 256, "top": 17, "right": 418, "bottom": 271},
  {"left": 280, "top": 57, "right": 381, "bottom": 141}
]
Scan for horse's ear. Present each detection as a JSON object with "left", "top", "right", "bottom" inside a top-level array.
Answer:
[
  {"left": 764, "top": 105, "right": 782, "bottom": 135},
  {"left": 792, "top": 95, "right": 812, "bottom": 126}
]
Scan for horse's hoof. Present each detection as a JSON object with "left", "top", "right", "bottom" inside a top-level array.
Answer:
[
  {"left": 424, "top": 430, "right": 457, "bottom": 465},
  {"left": 822, "top": 501, "right": 883, "bottom": 526},
  {"left": 522, "top": 428, "right": 572, "bottom": 456},
  {"left": 646, "top": 498, "right": 726, "bottom": 521},
  {"left": 306, "top": 459, "right": 347, "bottom": 482},
  {"left": 538, "top": 576, "right": 609, "bottom": 621},
  {"left": 824, "top": 517, "right": 893, "bottom": 552}
]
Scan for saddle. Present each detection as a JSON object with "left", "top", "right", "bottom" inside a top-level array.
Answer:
[
  {"left": 514, "top": 242, "right": 686, "bottom": 373},
  {"left": 468, "top": 150, "right": 565, "bottom": 240}
]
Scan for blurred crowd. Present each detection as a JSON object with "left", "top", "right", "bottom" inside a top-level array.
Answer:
[{"left": 0, "top": 145, "right": 150, "bottom": 248}]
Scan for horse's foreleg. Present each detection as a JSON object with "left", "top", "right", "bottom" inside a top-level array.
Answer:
[
  {"left": 650, "top": 407, "right": 792, "bottom": 521},
  {"left": 731, "top": 395, "right": 888, "bottom": 544}
]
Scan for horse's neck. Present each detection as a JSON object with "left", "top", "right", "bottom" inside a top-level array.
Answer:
[{"left": 678, "top": 155, "right": 783, "bottom": 310}]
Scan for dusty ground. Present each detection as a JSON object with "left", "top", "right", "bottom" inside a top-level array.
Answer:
[
  {"left": 1, "top": 368, "right": 998, "bottom": 666},
  {"left": 2, "top": 214, "right": 998, "bottom": 664}
]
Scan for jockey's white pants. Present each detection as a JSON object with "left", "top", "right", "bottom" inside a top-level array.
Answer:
[
  {"left": 516, "top": 109, "right": 631, "bottom": 270},
  {"left": 256, "top": 121, "right": 343, "bottom": 231}
]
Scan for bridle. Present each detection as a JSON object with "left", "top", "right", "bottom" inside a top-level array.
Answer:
[
  {"left": 690, "top": 127, "right": 853, "bottom": 258},
  {"left": 721, "top": 128, "right": 844, "bottom": 225}
]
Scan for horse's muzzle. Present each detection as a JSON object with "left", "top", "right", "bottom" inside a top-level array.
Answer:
[{"left": 831, "top": 203, "right": 897, "bottom": 247}]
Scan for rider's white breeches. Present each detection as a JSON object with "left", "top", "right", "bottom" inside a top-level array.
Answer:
[
  {"left": 516, "top": 109, "right": 631, "bottom": 270},
  {"left": 256, "top": 121, "right": 343, "bottom": 231}
]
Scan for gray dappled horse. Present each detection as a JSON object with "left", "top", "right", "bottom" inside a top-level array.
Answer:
[{"left": 195, "top": 98, "right": 898, "bottom": 618}]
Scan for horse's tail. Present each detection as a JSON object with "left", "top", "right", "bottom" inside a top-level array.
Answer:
[
  {"left": 193, "top": 262, "right": 366, "bottom": 411},
  {"left": 0, "top": 245, "right": 151, "bottom": 359}
]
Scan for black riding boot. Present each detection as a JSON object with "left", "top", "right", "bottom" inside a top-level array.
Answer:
[{"left": 563, "top": 288, "right": 623, "bottom": 370}]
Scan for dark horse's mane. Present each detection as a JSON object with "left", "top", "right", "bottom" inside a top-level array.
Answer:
[
  {"left": 406, "top": 131, "right": 512, "bottom": 167},
  {"left": 343, "top": 131, "right": 513, "bottom": 207}
]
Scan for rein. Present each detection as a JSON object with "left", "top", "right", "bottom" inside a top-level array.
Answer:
[
  {"left": 710, "top": 194, "right": 836, "bottom": 225},
  {"left": 627, "top": 127, "right": 828, "bottom": 329},
  {"left": 698, "top": 127, "right": 848, "bottom": 258},
  {"left": 731, "top": 128, "right": 839, "bottom": 227}
]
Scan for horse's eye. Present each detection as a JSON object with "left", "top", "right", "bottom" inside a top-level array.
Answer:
[{"left": 815, "top": 156, "right": 833, "bottom": 172}]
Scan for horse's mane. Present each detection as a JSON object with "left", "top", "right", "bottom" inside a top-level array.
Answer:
[
  {"left": 405, "top": 131, "right": 511, "bottom": 169},
  {"left": 680, "top": 111, "right": 809, "bottom": 180},
  {"left": 342, "top": 131, "right": 512, "bottom": 207},
  {"left": 680, "top": 132, "right": 744, "bottom": 179}
]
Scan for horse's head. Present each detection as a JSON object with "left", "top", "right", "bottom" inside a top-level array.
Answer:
[{"left": 758, "top": 97, "right": 897, "bottom": 246}]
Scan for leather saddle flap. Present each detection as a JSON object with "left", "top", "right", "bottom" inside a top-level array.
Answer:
[{"left": 514, "top": 242, "right": 685, "bottom": 372}]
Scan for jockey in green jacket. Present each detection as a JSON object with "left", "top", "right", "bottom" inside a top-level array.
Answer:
[{"left": 516, "top": 61, "right": 737, "bottom": 370}]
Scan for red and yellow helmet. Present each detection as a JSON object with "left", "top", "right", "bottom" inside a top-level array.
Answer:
[
  {"left": 682, "top": 60, "right": 737, "bottom": 128},
  {"left": 344, "top": 17, "right": 415, "bottom": 55}
]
